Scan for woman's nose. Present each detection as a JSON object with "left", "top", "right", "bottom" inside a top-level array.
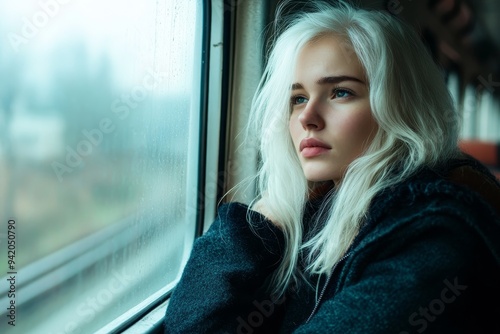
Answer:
[{"left": 298, "top": 99, "right": 325, "bottom": 130}]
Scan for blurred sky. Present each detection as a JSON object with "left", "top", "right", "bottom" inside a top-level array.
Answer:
[
  {"left": 0, "top": 0, "right": 196, "bottom": 91},
  {"left": 0, "top": 0, "right": 198, "bottom": 159}
]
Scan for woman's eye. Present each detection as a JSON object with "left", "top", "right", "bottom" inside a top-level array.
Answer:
[
  {"left": 291, "top": 95, "right": 308, "bottom": 105},
  {"left": 332, "top": 89, "right": 353, "bottom": 99}
]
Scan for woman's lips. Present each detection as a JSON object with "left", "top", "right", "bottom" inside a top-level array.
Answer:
[
  {"left": 300, "top": 138, "right": 331, "bottom": 158},
  {"left": 302, "top": 146, "right": 330, "bottom": 158}
]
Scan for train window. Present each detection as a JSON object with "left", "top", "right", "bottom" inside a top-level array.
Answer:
[{"left": 0, "top": 0, "right": 204, "bottom": 333}]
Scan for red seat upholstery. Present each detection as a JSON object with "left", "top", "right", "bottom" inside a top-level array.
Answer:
[{"left": 459, "top": 140, "right": 500, "bottom": 180}]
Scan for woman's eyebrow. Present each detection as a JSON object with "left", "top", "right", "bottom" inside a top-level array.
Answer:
[
  {"left": 291, "top": 75, "right": 365, "bottom": 90},
  {"left": 317, "top": 75, "right": 365, "bottom": 85}
]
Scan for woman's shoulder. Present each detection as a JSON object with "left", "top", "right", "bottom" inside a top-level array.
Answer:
[
  {"left": 355, "top": 156, "right": 500, "bottom": 255},
  {"left": 371, "top": 156, "right": 499, "bottom": 221},
  {"left": 356, "top": 156, "right": 500, "bottom": 259}
]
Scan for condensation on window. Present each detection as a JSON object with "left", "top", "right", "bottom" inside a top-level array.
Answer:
[{"left": 0, "top": 0, "right": 202, "bottom": 333}]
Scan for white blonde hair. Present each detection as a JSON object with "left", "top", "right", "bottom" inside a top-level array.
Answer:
[{"left": 247, "top": 1, "right": 460, "bottom": 297}]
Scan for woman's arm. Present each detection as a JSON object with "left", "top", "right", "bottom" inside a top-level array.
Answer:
[{"left": 164, "top": 202, "right": 285, "bottom": 333}]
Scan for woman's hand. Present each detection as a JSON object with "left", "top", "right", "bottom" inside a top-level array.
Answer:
[{"left": 252, "top": 198, "right": 281, "bottom": 228}]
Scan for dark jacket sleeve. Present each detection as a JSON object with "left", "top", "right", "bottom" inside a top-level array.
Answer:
[{"left": 164, "top": 202, "right": 285, "bottom": 334}]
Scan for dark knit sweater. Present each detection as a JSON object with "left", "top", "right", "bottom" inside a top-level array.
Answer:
[{"left": 164, "top": 158, "right": 500, "bottom": 333}]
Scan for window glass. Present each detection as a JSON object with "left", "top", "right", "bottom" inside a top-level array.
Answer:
[{"left": 0, "top": 0, "right": 202, "bottom": 332}]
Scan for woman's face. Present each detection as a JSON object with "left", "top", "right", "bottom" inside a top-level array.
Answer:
[{"left": 289, "top": 35, "right": 378, "bottom": 184}]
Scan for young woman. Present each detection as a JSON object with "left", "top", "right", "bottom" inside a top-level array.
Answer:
[{"left": 164, "top": 2, "right": 500, "bottom": 333}]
